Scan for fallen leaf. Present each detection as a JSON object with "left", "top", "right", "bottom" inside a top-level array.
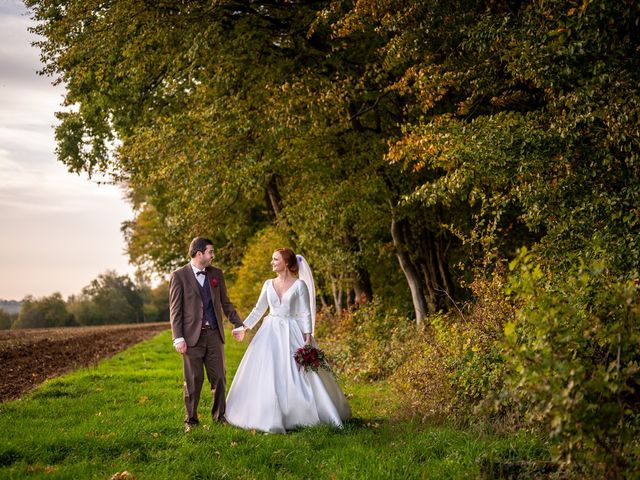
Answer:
[{"left": 109, "top": 471, "right": 136, "bottom": 480}]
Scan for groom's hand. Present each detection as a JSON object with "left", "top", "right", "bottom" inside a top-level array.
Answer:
[
  {"left": 174, "top": 340, "right": 187, "bottom": 354},
  {"left": 232, "top": 326, "right": 246, "bottom": 341},
  {"left": 232, "top": 331, "right": 245, "bottom": 341}
]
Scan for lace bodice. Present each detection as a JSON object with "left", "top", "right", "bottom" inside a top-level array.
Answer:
[{"left": 243, "top": 279, "right": 312, "bottom": 333}]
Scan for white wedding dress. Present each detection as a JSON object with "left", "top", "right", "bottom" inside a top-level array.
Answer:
[{"left": 226, "top": 279, "right": 351, "bottom": 433}]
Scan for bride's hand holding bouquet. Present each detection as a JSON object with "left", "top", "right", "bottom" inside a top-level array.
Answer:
[{"left": 294, "top": 343, "right": 330, "bottom": 373}]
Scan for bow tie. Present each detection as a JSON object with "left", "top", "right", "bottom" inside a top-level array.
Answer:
[{"left": 196, "top": 270, "right": 207, "bottom": 276}]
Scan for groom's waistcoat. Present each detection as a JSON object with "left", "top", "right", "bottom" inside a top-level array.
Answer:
[{"left": 197, "top": 279, "right": 219, "bottom": 330}]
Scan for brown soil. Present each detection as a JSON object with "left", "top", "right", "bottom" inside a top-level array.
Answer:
[{"left": 0, "top": 323, "right": 169, "bottom": 402}]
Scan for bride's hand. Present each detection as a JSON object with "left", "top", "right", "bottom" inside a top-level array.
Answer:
[
  {"left": 304, "top": 333, "right": 312, "bottom": 345},
  {"left": 232, "top": 326, "right": 246, "bottom": 341}
]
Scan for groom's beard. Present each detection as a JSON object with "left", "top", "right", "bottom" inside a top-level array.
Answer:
[{"left": 198, "top": 258, "right": 212, "bottom": 269}]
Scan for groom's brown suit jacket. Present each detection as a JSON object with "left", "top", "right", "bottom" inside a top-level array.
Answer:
[{"left": 169, "top": 264, "right": 243, "bottom": 346}]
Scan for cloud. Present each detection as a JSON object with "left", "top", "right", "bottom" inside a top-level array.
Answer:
[
  {"left": 0, "top": 3, "right": 117, "bottom": 215},
  {"left": 0, "top": 1, "right": 136, "bottom": 299},
  {"left": 0, "top": 146, "right": 128, "bottom": 213},
  {"left": 0, "top": 1, "right": 27, "bottom": 16},
  {"left": 0, "top": 123, "right": 58, "bottom": 160},
  {"left": 0, "top": 11, "right": 62, "bottom": 89}
]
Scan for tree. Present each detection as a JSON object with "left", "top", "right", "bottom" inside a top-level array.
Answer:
[
  {"left": 14, "top": 293, "right": 75, "bottom": 329},
  {"left": 26, "top": 0, "right": 640, "bottom": 473},
  {"left": 27, "top": 0, "right": 466, "bottom": 323},
  {"left": 139, "top": 280, "right": 170, "bottom": 323},
  {"left": 68, "top": 271, "right": 144, "bottom": 325},
  {"left": 0, "top": 310, "right": 16, "bottom": 330},
  {"left": 331, "top": 0, "right": 640, "bottom": 474}
]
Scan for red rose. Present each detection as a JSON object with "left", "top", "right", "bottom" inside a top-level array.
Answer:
[
  {"left": 209, "top": 277, "right": 219, "bottom": 288},
  {"left": 293, "top": 345, "right": 330, "bottom": 373}
]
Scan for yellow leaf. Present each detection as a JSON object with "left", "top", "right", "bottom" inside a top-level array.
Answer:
[{"left": 504, "top": 321, "right": 516, "bottom": 338}]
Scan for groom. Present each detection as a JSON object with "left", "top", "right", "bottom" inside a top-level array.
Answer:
[{"left": 169, "top": 237, "right": 244, "bottom": 431}]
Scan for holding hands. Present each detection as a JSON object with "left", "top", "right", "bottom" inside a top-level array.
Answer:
[{"left": 232, "top": 326, "right": 247, "bottom": 341}]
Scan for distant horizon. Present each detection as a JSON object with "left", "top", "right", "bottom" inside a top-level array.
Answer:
[
  {"left": 0, "top": 271, "right": 133, "bottom": 302},
  {"left": 0, "top": 267, "right": 170, "bottom": 302},
  {"left": 0, "top": 298, "right": 22, "bottom": 315}
]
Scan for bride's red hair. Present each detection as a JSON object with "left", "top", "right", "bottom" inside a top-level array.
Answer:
[{"left": 275, "top": 248, "right": 299, "bottom": 275}]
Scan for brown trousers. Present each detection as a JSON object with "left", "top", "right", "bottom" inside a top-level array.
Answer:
[{"left": 182, "top": 328, "right": 226, "bottom": 424}]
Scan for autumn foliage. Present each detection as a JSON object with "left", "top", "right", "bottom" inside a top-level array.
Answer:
[{"left": 27, "top": 0, "right": 640, "bottom": 476}]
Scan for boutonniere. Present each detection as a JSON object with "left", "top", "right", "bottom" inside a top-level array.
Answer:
[{"left": 209, "top": 277, "right": 219, "bottom": 288}]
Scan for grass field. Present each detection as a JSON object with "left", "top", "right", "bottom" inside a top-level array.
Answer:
[{"left": 0, "top": 329, "right": 547, "bottom": 479}]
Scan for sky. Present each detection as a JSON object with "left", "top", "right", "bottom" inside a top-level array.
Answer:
[{"left": 0, "top": 1, "right": 136, "bottom": 300}]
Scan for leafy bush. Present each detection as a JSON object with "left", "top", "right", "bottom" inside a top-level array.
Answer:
[
  {"left": 386, "top": 321, "right": 452, "bottom": 419},
  {"left": 318, "top": 297, "right": 415, "bottom": 382},
  {"left": 390, "top": 267, "right": 515, "bottom": 424},
  {"left": 502, "top": 254, "right": 640, "bottom": 478},
  {"left": 318, "top": 268, "right": 515, "bottom": 426}
]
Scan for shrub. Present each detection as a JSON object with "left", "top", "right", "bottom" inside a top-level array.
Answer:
[
  {"left": 318, "top": 267, "right": 515, "bottom": 426},
  {"left": 388, "top": 321, "right": 453, "bottom": 419},
  {"left": 502, "top": 254, "right": 640, "bottom": 478},
  {"left": 390, "top": 267, "right": 515, "bottom": 424},
  {"left": 318, "top": 297, "right": 415, "bottom": 382}
]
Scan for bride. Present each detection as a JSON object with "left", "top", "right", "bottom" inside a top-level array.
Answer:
[{"left": 225, "top": 248, "right": 351, "bottom": 433}]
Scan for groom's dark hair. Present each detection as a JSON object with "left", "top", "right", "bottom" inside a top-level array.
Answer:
[{"left": 189, "top": 237, "right": 213, "bottom": 258}]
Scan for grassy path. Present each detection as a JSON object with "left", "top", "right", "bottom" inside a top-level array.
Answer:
[{"left": 0, "top": 330, "right": 544, "bottom": 479}]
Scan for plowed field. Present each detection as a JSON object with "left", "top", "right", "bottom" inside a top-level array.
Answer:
[{"left": 0, "top": 323, "right": 169, "bottom": 402}]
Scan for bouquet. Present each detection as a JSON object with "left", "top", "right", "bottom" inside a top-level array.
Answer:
[{"left": 294, "top": 344, "right": 330, "bottom": 373}]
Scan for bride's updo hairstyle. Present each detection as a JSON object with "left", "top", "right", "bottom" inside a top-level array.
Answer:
[{"left": 276, "top": 248, "right": 299, "bottom": 275}]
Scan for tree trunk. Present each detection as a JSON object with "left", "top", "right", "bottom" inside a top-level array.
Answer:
[
  {"left": 265, "top": 172, "right": 299, "bottom": 249},
  {"left": 265, "top": 173, "right": 283, "bottom": 218},
  {"left": 342, "top": 234, "right": 373, "bottom": 305},
  {"left": 422, "top": 232, "right": 441, "bottom": 312},
  {"left": 420, "top": 263, "right": 438, "bottom": 313},
  {"left": 391, "top": 217, "right": 429, "bottom": 327},
  {"left": 319, "top": 295, "right": 328, "bottom": 310},
  {"left": 416, "top": 228, "right": 456, "bottom": 312},
  {"left": 353, "top": 265, "right": 372, "bottom": 305},
  {"left": 354, "top": 278, "right": 371, "bottom": 304},
  {"left": 331, "top": 276, "right": 343, "bottom": 317},
  {"left": 436, "top": 236, "right": 455, "bottom": 304}
]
